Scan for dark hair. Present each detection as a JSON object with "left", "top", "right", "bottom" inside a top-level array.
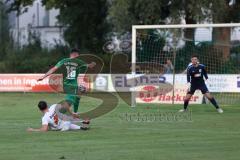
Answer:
[
  {"left": 64, "top": 100, "right": 73, "bottom": 105},
  {"left": 191, "top": 55, "right": 198, "bottom": 59},
  {"left": 38, "top": 101, "right": 48, "bottom": 111},
  {"left": 70, "top": 48, "right": 80, "bottom": 54}
]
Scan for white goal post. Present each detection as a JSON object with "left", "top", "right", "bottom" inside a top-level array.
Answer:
[{"left": 131, "top": 23, "right": 240, "bottom": 107}]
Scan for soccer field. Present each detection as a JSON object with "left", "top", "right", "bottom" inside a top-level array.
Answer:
[{"left": 0, "top": 93, "right": 240, "bottom": 160}]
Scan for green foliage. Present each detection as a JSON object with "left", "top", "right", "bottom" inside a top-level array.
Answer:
[
  {"left": 0, "top": 45, "right": 114, "bottom": 73},
  {"left": 136, "top": 30, "right": 166, "bottom": 62},
  {"left": 230, "top": 44, "right": 240, "bottom": 73},
  {"left": 0, "top": 46, "right": 67, "bottom": 73},
  {"left": 168, "top": 0, "right": 208, "bottom": 23},
  {"left": 4, "top": 0, "right": 240, "bottom": 74},
  {"left": 175, "top": 41, "right": 239, "bottom": 74},
  {"left": 0, "top": 30, "right": 112, "bottom": 73},
  {"left": 8, "top": 0, "right": 109, "bottom": 53},
  {"left": 95, "top": 53, "right": 112, "bottom": 73},
  {"left": 0, "top": 3, "right": 11, "bottom": 59},
  {"left": 54, "top": 0, "right": 109, "bottom": 53},
  {"left": 7, "top": 0, "right": 35, "bottom": 14},
  {"left": 0, "top": 19, "right": 70, "bottom": 73},
  {"left": 2, "top": 0, "right": 113, "bottom": 73},
  {"left": 109, "top": 0, "right": 166, "bottom": 32},
  {"left": 7, "top": 0, "right": 240, "bottom": 52},
  {"left": 209, "top": 0, "right": 240, "bottom": 23}
]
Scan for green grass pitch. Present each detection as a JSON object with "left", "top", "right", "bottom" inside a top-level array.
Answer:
[{"left": 0, "top": 93, "right": 240, "bottom": 160}]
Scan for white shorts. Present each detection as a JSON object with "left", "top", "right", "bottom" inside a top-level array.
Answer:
[{"left": 59, "top": 121, "right": 81, "bottom": 131}]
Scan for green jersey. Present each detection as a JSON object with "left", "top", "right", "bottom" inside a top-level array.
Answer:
[{"left": 55, "top": 57, "right": 88, "bottom": 94}]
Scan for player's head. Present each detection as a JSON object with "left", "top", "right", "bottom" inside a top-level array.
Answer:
[
  {"left": 191, "top": 55, "right": 199, "bottom": 65},
  {"left": 70, "top": 48, "right": 80, "bottom": 58},
  {"left": 61, "top": 100, "right": 72, "bottom": 108},
  {"left": 38, "top": 101, "right": 48, "bottom": 112},
  {"left": 166, "top": 59, "right": 172, "bottom": 64}
]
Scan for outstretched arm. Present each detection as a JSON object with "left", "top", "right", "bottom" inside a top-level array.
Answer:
[
  {"left": 38, "top": 59, "right": 66, "bottom": 81},
  {"left": 87, "top": 62, "right": 96, "bottom": 69},
  {"left": 187, "top": 68, "right": 191, "bottom": 83},
  {"left": 27, "top": 125, "right": 48, "bottom": 132},
  {"left": 202, "top": 66, "right": 208, "bottom": 80},
  {"left": 37, "top": 66, "right": 58, "bottom": 81}
]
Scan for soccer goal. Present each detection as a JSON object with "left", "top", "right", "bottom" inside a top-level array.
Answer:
[{"left": 131, "top": 23, "right": 240, "bottom": 107}]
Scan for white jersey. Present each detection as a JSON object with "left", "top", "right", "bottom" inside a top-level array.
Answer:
[{"left": 42, "top": 104, "right": 62, "bottom": 130}]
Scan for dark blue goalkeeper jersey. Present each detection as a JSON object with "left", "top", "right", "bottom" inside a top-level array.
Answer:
[{"left": 187, "top": 64, "right": 208, "bottom": 86}]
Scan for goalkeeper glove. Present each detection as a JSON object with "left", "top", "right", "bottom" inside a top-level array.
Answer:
[
  {"left": 205, "top": 79, "right": 209, "bottom": 86},
  {"left": 187, "top": 82, "right": 191, "bottom": 91}
]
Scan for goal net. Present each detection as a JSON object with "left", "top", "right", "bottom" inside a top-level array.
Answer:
[{"left": 131, "top": 24, "right": 240, "bottom": 106}]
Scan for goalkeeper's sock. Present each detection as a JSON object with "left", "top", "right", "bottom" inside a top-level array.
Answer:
[
  {"left": 209, "top": 98, "right": 219, "bottom": 109},
  {"left": 184, "top": 100, "right": 189, "bottom": 110},
  {"left": 73, "top": 96, "right": 81, "bottom": 113}
]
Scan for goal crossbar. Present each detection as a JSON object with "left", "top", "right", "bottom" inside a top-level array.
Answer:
[{"left": 132, "top": 23, "right": 240, "bottom": 29}]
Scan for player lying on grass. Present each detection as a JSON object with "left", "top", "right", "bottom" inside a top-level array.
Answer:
[
  {"left": 179, "top": 55, "right": 223, "bottom": 113},
  {"left": 27, "top": 100, "right": 90, "bottom": 132}
]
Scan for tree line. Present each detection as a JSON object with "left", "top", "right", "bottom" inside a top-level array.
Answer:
[{"left": 0, "top": 0, "right": 239, "bottom": 73}]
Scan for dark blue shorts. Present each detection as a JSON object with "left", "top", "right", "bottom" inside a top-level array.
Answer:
[{"left": 187, "top": 84, "right": 209, "bottom": 94}]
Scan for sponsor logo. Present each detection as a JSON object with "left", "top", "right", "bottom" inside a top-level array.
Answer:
[
  {"left": 94, "top": 76, "right": 108, "bottom": 91},
  {"left": 139, "top": 85, "right": 158, "bottom": 102}
]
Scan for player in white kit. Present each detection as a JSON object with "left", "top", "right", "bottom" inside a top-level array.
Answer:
[{"left": 27, "top": 100, "right": 89, "bottom": 132}]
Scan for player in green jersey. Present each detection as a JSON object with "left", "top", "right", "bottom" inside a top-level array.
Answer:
[{"left": 37, "top": 48, "right": 96, "bottom": 113}]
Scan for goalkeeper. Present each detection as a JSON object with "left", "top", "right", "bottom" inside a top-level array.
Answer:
[
  {"left": 179, "top": 55, "right": 223, "bottom": 113},
  {"left": 37, "top": 48, "right": 96, "bottom": 113}
]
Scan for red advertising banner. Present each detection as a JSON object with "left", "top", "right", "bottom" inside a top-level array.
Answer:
[{"left": 0, "top": 74, "right": 90, "bottom": 92}]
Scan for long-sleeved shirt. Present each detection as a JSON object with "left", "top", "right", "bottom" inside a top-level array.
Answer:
[{"left": 187, "top": 64, "right": 208, "bottom": 86}]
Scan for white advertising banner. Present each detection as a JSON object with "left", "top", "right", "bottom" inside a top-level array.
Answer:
[
  {"left": 95, "top": 74, "right": 240, "bottom": 93},
  {"left": 101, "top": 74, "right": 239, "bottom": 104},
  {"left": 207, "top": 75, "right": 240, "bottom": 92},
  {"left": 163, "top": 74, "right": 240, "bottom": 93},
  {"left": 0, "top": 74, "right": 239, "bottom": 95}
]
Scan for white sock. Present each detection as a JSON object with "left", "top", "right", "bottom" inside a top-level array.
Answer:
[{"left": 69, "top": 124, "right": 81, "bottom": 130}]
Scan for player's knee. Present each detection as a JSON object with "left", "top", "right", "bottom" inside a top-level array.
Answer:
[
  {"left": 61, "top": 121, "right": 71, "bottom": 131},
  {"left": 207, "top": 96, "right": 213, "bottom": 100},
  {"left": 205, "top": 93, "right": 213, "bottom": 99},
  {"left": 184, "top": 95, "right": 191, "bottom": 101}
]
